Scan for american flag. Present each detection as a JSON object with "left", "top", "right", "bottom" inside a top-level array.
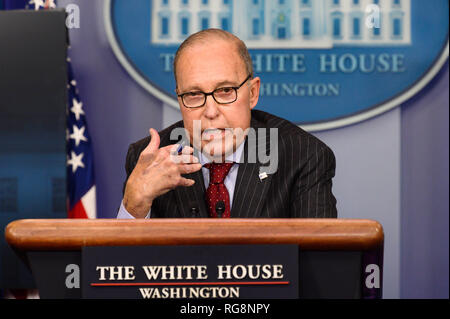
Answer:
[
  {"left": 1, "top": 0, "right": 57, "bottom": 10},
  {"left": 37, "top": 0, "right": 96, "bottom": 218},
  {"left": 66, "top": 59, "right": 97, "bottom": 219}
]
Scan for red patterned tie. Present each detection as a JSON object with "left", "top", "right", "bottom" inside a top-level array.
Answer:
[{"left": 204, "top": 162, "right": 234, "bottom": 218}]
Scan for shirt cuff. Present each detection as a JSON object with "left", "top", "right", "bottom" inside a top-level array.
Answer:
[{"left": 117, "top": 201, "right": 151, "bottom": 219}]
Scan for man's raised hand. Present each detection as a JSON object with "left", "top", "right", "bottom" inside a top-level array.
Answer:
[{"left": 123, "top": 128, "right": 202, "bottom": 218}]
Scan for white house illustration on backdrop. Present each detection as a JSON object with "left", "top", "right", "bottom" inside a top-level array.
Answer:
[{"left": 151, "top": 0, "right": 411, "bottom": 48}]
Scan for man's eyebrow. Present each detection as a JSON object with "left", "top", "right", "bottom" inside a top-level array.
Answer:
[
  {"left": 182, "top": 80, "right": 239, "bottom": 93},
  {"left": 215, "top": 80, "right": 238, "bottom": 87}
]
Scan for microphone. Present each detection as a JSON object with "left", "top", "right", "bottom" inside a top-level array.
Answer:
[
  {"left": 215, "top": 201, "right": 225, "bottom": 218},
  {"left": 188, "top": 201, "right": 199, "bottom": 218}
]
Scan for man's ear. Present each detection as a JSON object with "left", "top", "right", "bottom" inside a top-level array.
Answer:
[{"left": 249, "top": 77, "right": 261, "bottom": 110}]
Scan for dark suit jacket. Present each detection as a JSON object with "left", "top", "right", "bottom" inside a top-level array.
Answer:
[{"left": 123, "top": 110, "right": 337, "bottom": 218}]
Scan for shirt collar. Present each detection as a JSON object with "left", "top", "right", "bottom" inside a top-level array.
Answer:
[{"left": 198, "top": 141, "right": 245, "bottom": 166}]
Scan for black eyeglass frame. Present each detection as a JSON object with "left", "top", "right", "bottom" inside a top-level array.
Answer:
[{"left": 177, "top": 74, "right": 252, "bottom": 109}]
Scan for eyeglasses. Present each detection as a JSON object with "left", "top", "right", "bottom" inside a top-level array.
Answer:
[{"left": 177, "top": 74, "right": 252, "bottom": 109}]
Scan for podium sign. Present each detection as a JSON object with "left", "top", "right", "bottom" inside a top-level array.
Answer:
[{"left": 82, "top": 245, "right": 299, "bottom": 299}]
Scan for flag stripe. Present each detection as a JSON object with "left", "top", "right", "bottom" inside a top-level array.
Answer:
[
  {"left": 81, "top": 186, "right": 96, "bottom": 219},
  {"left": 68, "top": 200, "right": 88, "bottom": 219}
]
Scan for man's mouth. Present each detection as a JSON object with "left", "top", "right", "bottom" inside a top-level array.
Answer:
[{"left": 201, "top": 128, "right": 231, "bottom": 140}]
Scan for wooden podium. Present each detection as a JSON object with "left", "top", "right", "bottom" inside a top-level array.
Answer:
[{"left": 5, "top": 219, "right": 383, "bottom": 299}]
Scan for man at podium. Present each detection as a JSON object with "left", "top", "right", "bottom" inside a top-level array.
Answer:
[{"left": 117, "top": 29, "right": 337, "bottom": 219}]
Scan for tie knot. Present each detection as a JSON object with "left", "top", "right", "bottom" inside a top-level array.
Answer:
[{"left": 204, "top": 162, "right": 234, "bottom": 184}]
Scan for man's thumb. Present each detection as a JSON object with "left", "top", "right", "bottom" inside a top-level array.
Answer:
[{"left": 146, "top": 128, "right": 160, "bottom": 152}]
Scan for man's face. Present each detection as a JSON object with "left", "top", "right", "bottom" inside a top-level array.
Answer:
[{"left": 176, "top": 39, "right": 260, "bottom": 159}]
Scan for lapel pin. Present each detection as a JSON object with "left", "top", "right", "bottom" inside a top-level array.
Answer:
[{"left": 259, "top": 172, "right": 268, "bottom": 181}]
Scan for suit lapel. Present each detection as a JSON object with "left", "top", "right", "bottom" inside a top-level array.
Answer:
[
  {"left": 231, "top": 118, "right": 274, "bottom": 218},
  {"left": 169, "top": 116, "right": 274, "bottom": 218},
  {"left": 173, "top": 147, "right": 209, "bottom": 218},
  {"left": 173, "top": 169, "right": 209, "bottom": 218},
  {"left": 160, "top": 125, "right": 208, "bottom": 218}
]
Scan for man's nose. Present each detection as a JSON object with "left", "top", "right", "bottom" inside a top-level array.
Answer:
[{"left": 202, "top": 94, "right": 220, "bottom": 119}]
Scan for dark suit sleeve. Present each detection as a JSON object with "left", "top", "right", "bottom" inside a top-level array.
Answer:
[
  {"left": 291, "top": 145, "right": 337, "bottom": 218},
  {"left": 122, "top": 143, "right": 137, "bottom": 196}
]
